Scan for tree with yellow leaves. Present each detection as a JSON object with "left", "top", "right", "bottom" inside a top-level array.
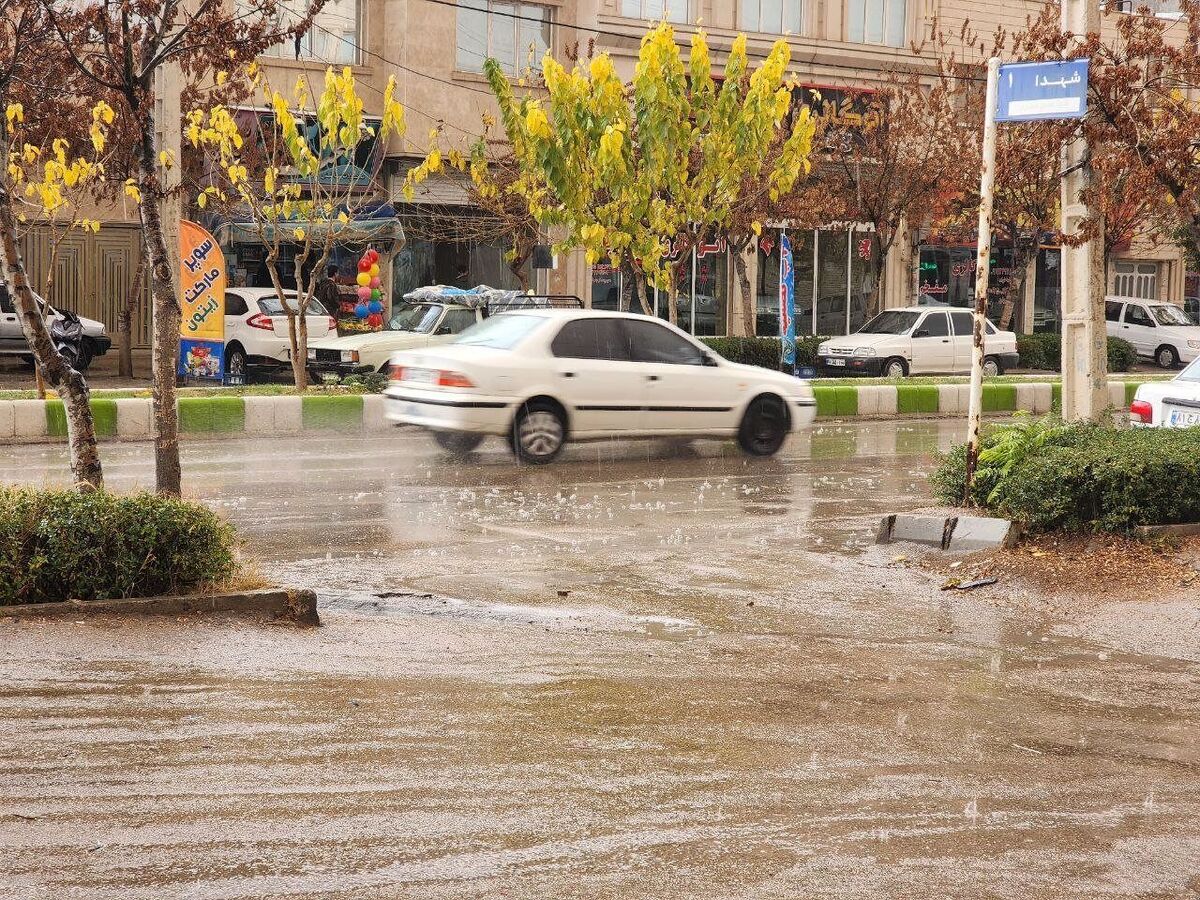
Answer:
[
  {"left": 0, "top": 2, "right": 116, "bottom": 490},
  {"left": 189, "top": 65, "right": 407, "bottom": 389},
  {"left": 482, "top": 22, "right": 815, "bottom": 327}
]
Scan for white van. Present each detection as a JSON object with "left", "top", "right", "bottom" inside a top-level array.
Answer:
[
  {"left": 817, "top": 306, "right": 1019, "bottom": 378},
  {"left": 1104, "top": 297, "right": 1200, "bottom": 368}
]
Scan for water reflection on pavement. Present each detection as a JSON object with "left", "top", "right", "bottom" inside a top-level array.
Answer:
[{"left": 1, "top": 421, "right": 1198, "bottom": 899}]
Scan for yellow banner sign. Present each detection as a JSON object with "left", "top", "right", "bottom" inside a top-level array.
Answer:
[{"left": 179, "top": 220, "right": 225, "bottom": 341}]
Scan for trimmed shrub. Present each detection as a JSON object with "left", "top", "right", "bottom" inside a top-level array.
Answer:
[
  {"left": 701, "top": 335, "right": 829, "bottom": 370},
  {"left": 1016, "top": 332, "right": 1138, "bottom": 372},
  {"left": 931, "top": 419, "right": 1200, "bottom": 532},
  {"left": 0, "top": 488, "right": 238, "bottom": 605}
]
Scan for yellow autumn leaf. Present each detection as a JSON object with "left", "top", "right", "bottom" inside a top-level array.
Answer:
[{"left": 294, "top": 227, "right": 306, "bottom": 241}]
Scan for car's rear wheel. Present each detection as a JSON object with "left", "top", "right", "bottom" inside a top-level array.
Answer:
[
  {"left": 982, "top": 355, "right": 1002, "bottom": 377},
  {"left": 1157, "top": 345, "right": 1179, "bottom": 369},
  {"left": 883, "top": 357, "right": 908, "bottom": 378},
  {"left": 433, "top": 431, "right": 484, "bottom": 455},
  {"left": 737, "top": 395, "right": 789, "bottom": 457},
  {"left": 511, "top": 400, "right": 566, "bottom": 465}
]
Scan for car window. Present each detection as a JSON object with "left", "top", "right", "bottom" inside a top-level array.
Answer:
[
  {"left": 438, "top": 308, "right": 478, "bottom": 335},
  {"left": 917, "top": 312, "right": 950, "bottom": 337},
  {"left": 985, "top": 320, "right": 998, "bottom": 335},
  {"left": 625, "top": 320, "right": 705, "bottom": 365},
  {"left": 389, "top": 303, "right": 444, "bottom": 333},
  {"left": 0, "top": 284, "right": 12, "bottom": 315},
  {"left": 858, "top": 310, "right": 919, "bottom": 335},
  {"left": 949, "top": 311, "right": 973, "bottom": 336},
  {"left": 225, "top": 292, "right": 249, "bottom": 317},
  {"left": 453, "top": 313, "right": 545, "bottom": 349},
  {"left": 550, "top": 318, "right": 633, "bottom": 361},
  {"left": 1105, "top": 301, "right": 1124, "bottom": 322},
  {"left": 257, "top": 295, "right": 325, "bottom": 317},
  {"left": 1150, "top": 304, "right": 1192, "bottom": 326},
  {"left": 1124, "top": 304, "right": 1155, "bottom": 327}
]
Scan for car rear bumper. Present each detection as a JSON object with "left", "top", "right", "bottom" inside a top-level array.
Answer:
[{"left": 383, "top": 387, "right": 513, "bottom": 434}]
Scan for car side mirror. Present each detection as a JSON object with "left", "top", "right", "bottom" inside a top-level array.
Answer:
[
  {"left": 436, "top": 325, "right": 453, "bottom": 335},
  {"left": 701, "top": 351, "right": 719, "bottom": 367},
  {"left": 914, "top": 329, "right": 930, "bottom": 338}
]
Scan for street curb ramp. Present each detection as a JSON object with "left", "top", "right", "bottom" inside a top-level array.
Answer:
[{"left": 0, "top": 588, "right": 319, "bottom": 625}]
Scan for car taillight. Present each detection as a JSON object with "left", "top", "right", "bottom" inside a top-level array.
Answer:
[
  {"left": 437, "top": 370, "right": 475, "bottom": 388},
  {"left": 247, "top": 313, "right": 274, "bottom": 331},
  {"left": 1130, "top": 399, "right": 1153, "bottom": 424},
  {"left": 389, "top": 364, "right": 404, "bottom": 383}
]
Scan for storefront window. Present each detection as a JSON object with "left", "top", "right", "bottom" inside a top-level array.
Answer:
[
  {"left": 849, "top": 232, "right": 878, "bottom": 333},
  {"left": 1033, "top": 248, "right": 1061, "bottom": 333},
  {"left": 917, "top": 244, "right": 1021, "bottom": 323},
  {"left": 392, "top": 211, "right": 526, "bottom": 301},
  {"left": 817, "top": 230, "right": 849, "bottom": 334},
  {"left": 693, "top": 242, "right": 728, "bottom": 337},
  {"left": 591, "top": 262, "right": 620, "bottom": 310}
]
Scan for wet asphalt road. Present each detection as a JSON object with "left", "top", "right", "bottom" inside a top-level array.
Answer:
[{"left": 2, "top": 422, "right": 1199, "bottom": 899}]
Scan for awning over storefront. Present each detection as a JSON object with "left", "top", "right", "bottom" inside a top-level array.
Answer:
[{"left": 209, "top": 201, "right": 404, "bottom": 247}]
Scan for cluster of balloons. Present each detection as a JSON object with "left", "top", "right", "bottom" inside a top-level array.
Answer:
[{"left": 354, "top": 248, "right": 384, "bottom": 328}]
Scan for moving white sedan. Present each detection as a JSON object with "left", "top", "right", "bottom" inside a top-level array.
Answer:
[
  {"left": 1130, "top": 357, "right": 1200, "bottom": 427},
  {"left": 384, "top": 310, "right": 817, "bottom": 463}
]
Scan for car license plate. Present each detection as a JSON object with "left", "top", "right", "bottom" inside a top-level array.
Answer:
[
  {"left": 826, "top": 357, "right": 846, "bottom": 367},
  {"left": 1168, "top": 408, "right": 1200, "bottom": 427},
  {"left": 404, "top": 368, "right": 437, "bottom": 385}
]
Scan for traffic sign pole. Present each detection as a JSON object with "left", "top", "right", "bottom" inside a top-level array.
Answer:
[{"left": 964, "top": 56, "right": 1001, "bottom": 503}]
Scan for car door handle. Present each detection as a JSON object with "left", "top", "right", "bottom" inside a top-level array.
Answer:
[
  {"left": 646, "top": 374, "right": 660, "bottom": 382},
  {"left": 559, "top": 371, "right": 575, "bottom": 378}
]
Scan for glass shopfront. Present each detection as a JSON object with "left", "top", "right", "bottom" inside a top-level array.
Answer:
[{"left": 917, "top": 243, "right": 1023, "bottom": 324}]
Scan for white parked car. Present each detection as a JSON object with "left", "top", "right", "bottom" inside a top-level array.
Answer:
[
  {"left": 222, "top": 287, "right": 336, "bottom": 380},
  {"left": 0, "top": 283, "right": 111, "bottom": 370},
  {"left": 307, "top": 300, "right": 484, "bottom": 378},
  {"left": 384, "top": 310, "right": 817, "bottom": 463},
  {"left": 1105, "top": 297, "right": 1200, "bottom": 368},
  {"left": 1130, "top": 356, "right": 1200, "bottom": 427},
  {"left": 817, "top": 306, "right": 1019, "bottom": 378}
]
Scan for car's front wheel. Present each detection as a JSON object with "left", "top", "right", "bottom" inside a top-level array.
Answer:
[
  {"left": 882, "top": 357, "right": 908, "bottom": 378},
  {"left": 433, "top": 431, "right": 484, "bottom": 455},
  {"left": 511, "top": 400, "right": 566, "bottom": 464},
  {"left": 737, "top": 394, "right": 789, "bottom": 457},
  {"left": 225, "top": 345, "right": 247, "bottom": 381}
]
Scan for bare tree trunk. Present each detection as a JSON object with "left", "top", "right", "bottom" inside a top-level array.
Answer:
[
  {"left": 118, "top": 256, "right": 146, "bottom": 379},
  {"left": 619, "top": 259, "right": 633, "bottom": 312},
  {"left": 0, "top": 184, "right": 102, "bottom": 489},
  {"left": 632, "top": 268, "right": 652, "bottom": 316},
  {"left": 732, "top": 240, "right": 754, "bottom": 336},
  {"left": 136, "top": 125, "right": 182, "bottom": 497}
]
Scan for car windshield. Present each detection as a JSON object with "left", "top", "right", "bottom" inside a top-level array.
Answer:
[
  {"left": 857, "top": 310, "right": 920, "bottom": 335},
  {"left": 1178, "top": 357, "right": 1200, "bottom": 382},
  {"left": 257, "top": 295, "right": 326, "bottom": 316},
  {"left": 1150, "top": 304, "right": 1193, "bottom": 326},
  {"left": 453, "top": 313, "right": 545, "bottom": 350},
  {"left": 388, "top": 303, "right": 444, "bottom": 333}
]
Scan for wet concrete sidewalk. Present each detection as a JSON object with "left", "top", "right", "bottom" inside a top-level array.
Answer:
[{"left": 1, "top": 423, "right": 1199, "bottom": 898}]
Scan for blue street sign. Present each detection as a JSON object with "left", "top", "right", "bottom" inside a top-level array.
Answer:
[{"left": 996, "top": 59, "right": 1088, "bottom": 122}]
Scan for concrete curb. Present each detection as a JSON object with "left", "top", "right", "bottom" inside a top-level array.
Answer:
[
  {"left": 0, "top": 379, "right": 1149, "bottom": 445},
  {"left": 877, "top": 513, "right": 1020, "bottom": 551},
  {"left": 1133, "top": 523, "right": 1200, "bottom": 541},
  {"left": 0, "top": 588, "right": 319, "bottom": 625}
]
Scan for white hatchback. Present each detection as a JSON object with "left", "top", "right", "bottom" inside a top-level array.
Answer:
[
  {"left": 222, "top": 287, "right": 337, "bottom": 379},
  {"left": 1105, "top": 297, "right": 1200, "bottom": 368},
  {"left": 384, "top": 310, "right": 817, "bottom": 463},
  {"left": 1130, "top": 357, "right": 1200, "bottom": 427}
]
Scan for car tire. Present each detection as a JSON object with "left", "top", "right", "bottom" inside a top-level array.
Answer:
[
  {"left": 433, "top": 431, "right": 484, "bottom": 455},
  {"left": 737, "top": 394, "right": 789, "bottom": 457},
  {"left": 75, "top": 338, "right": 95, "bottom": 372},
  {"left": 1156, "top": 345, "right": 1179, "bottom": 369},
  {"left": 983, "top": 355, "right": 1002, "bottom": 377},
  {"left": 511, "top": 400, "right": 566, "bottom": 465},
  {"left": 225, "top": 345, "right": 247, "bottom": 381},
  {"left": 883, "top": 357, "right": 908, "bottom": 378}
]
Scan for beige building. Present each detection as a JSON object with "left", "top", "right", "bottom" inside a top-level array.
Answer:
[{"left": 33, "top": 0, "right": 1190, "bottom": 345}]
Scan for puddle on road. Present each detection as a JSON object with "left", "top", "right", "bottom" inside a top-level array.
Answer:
[{"left": 325, "top": 589, "right": 708, "bottom": 641}]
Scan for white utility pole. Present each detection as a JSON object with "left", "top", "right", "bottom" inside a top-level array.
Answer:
[
  {"left": 1059, "top": 0, "right": 1106, "bottom": 421},
  {"left": 964, "top": 56, "right": 1001, "bottom": 496}
]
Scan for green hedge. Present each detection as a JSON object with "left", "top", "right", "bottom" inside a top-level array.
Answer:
[
  {"left": 0, "top": 488, "right": 238, "bottom": 605},
  {"left": 1016, "top": 333, "right": 1138, "bottom": 372},
  {"left": 932, "top": 418, "right": 1200, "bottom": 532},
  {"left": 701, "top": 335, "right": 829, "bottom": 370}
]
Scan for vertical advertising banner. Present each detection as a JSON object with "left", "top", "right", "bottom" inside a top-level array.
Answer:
[
  {"left": 178, "top": 220, "right": 227, "bottom": 382},
  {"left": 779, "top": 232, "right": 796, "bottom": 370}
]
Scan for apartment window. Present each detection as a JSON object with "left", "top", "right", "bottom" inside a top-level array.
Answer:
[
  {"left": 457, "top": 2, "right": 552, "bottom": 75},
  {"left": 1112, "top": 262, "right": 1159, "bottom": 300},
  {"left": 847, "top": 0, "right": 906, "bottom": 47},
  {"left": 258, "top": 0, "right": 360, "bottom": 64},
  {"left": 1112, "top": 0, "right": 1181, "bottom": 16},
  {"left": 742, "top": 0, "right": 803, "bottom": 34},
  {"left": 621, "top": 0, "right": 689, "bottom": 23}
]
